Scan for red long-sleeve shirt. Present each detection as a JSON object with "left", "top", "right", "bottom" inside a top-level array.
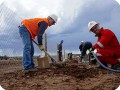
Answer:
[{"left": 93, "top": 28, "right": 120, "bottom": 49}]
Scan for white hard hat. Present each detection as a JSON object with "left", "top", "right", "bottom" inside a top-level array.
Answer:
[
  {"left": 49, "top": 14, "right": 58, "bottom": 23},
  {"left": 81, "top": 41, "right": 84, "bottom": 43},
  {"left": 88, "top": 21, "right": 97, "bottom": 30},
  {"left": 81, "top": 41, "right": 84, "bottom": 44}
]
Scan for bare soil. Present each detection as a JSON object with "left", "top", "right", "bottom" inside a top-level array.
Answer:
[{"left": 0, "top": 60, "right": 120, "bottom": 90}]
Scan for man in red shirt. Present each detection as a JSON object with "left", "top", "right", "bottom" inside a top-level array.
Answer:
[{"left": 88, "top": 21, "right": 120, "bottom": 69}]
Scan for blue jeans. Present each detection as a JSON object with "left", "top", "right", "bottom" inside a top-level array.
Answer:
[{"left": 19, "top": 25, "right": 35, "bottom": 70}]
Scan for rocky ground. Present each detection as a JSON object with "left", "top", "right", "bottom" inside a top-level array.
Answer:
[{"left": 0, "top": 60, "right": 120, "bottom": 90}]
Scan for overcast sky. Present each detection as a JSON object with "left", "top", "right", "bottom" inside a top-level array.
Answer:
[{"left": 0, "top": 0, "right": 120, "bottom": 56}]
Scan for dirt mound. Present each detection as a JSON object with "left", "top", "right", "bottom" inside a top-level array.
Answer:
[
  {"left": 51, "top": 64, "right": 99, "bottom": 79},
  {"left": 0, "top": 62, "right": 120, "bottom": 90}
]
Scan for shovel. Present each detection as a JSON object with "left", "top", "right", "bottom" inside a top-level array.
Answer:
[
  {"left": 33, "top": 41, "right": 66, "bottom": 68},
  {"left": 33, "top": 40, "right": 56, "bottom": 63}
]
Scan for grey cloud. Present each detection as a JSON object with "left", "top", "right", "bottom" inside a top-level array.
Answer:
[{"left": 0, "top": 0, "right": 120, "bottom": 56}]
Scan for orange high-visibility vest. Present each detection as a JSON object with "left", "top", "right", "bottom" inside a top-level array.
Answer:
[{"left": 21, "top": 18, "right": 49, "bottom": 40}]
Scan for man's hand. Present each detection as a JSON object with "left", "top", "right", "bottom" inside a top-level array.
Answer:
[
  {"left": 39, "top": 45, "right": 45, "bottom": 51},
  {"left": 89, "top": 47, "right": 94, "bottom": 52}
]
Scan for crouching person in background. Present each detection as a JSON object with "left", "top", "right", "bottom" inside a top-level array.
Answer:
[{"left": 79, "top": 41, "right": 96, "bottom": 63}]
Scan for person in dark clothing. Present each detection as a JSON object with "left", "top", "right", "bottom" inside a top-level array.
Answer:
[
  {"left": 79, "top": 41, "right": 92, "bottom": 62},
  {"left": 79, "top": 41, "right": 84, "bottom": 52},
  {"left": 68, "top": 52, "right": 73, "bottom": 60},
  {"left": 58, "top": 40, "right": 64, "bottom": 61}
]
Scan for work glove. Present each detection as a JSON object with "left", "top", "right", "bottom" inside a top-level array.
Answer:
[
  {"left": 89, "top": 47, "right": 94, "bottom": 52},
  {"left": 39, "top": 45, "right": 45, "bottom": 51}
]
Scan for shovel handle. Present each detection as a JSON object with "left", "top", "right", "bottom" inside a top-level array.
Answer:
[
  {"left": 33, "top": 40, "right": 39, "bottom": 46},
  {"left": 33, "top": 40, "right": 56, "bottom": 63}
]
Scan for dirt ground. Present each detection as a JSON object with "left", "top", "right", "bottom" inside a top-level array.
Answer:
[{"left": 0, "top": 60, "right": 120, "bottom": 90}]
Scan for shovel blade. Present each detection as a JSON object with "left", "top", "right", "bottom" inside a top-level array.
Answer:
[{"left": 37, "top": 56, "right": 50, "bottom": 68}]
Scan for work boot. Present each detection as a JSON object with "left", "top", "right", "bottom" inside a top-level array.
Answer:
[
  {"left": 24, "top": 67, "right": 37, "bottom": 73},
  {"left": 111, "top": 62, "right": 120, "bottom": 70}
]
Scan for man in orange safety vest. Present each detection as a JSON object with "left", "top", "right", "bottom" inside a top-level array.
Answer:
[{"left": 19, "top": 14, "right": 58, "bottom": 72}]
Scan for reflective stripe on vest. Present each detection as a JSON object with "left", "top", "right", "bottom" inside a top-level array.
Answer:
[{"left": 21, "top": 18, "right": 49, "bottom": 40}]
